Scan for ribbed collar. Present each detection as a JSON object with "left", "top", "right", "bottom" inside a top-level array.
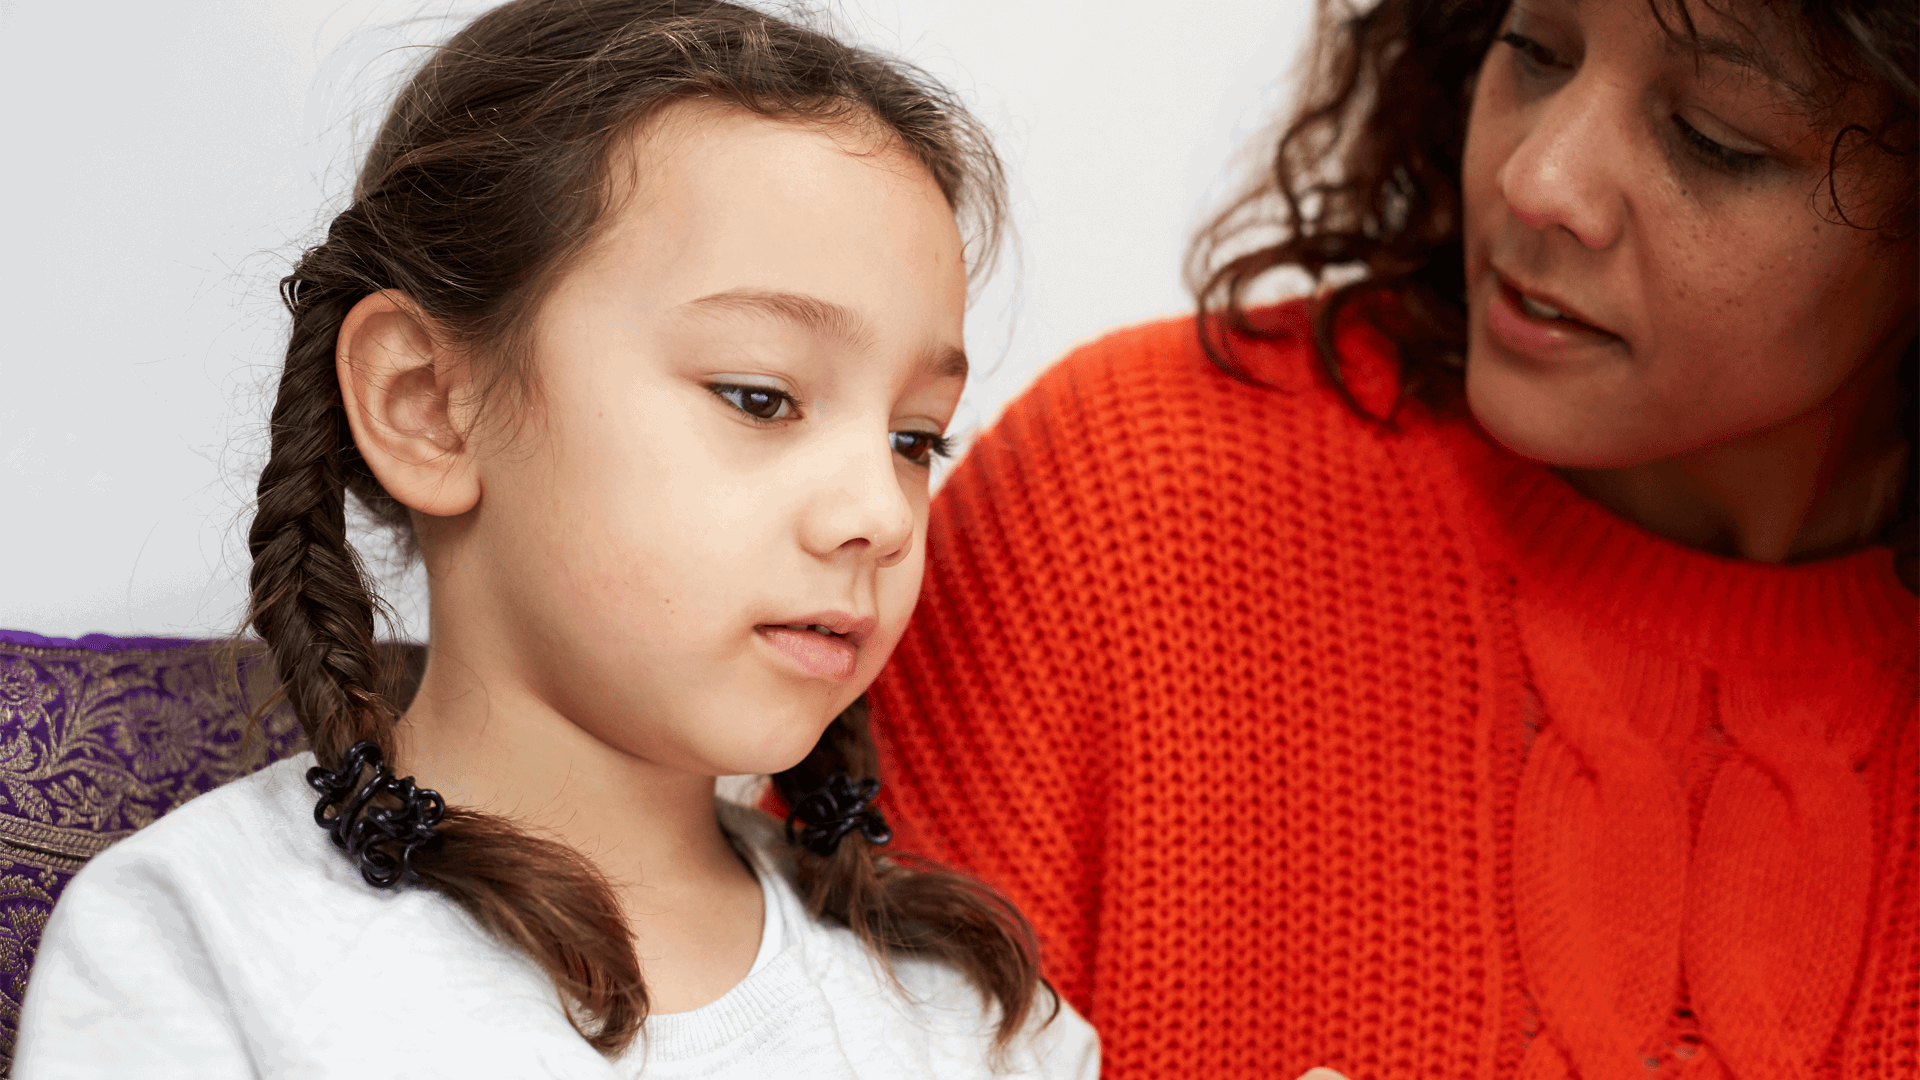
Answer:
[
  {"left": 633, "top": 802, "right": 816, "bottom": 1063},
  {"left": 637, "top": 949, "right": 818, "bottom": 1062},
  {"left": 1435, "top": 417, "right": 1917, "bottom": 668}
]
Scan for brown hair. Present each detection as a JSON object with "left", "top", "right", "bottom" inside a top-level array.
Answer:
[
  {"left": 247, "top": 0, "right": 1044, "bottom": 1055},
  {"left": 1189, "top": 0, "right": 1917, "bottom": 415},
  {"left": 1189, "top": 0, "right": 1918, "bottom": 582}
]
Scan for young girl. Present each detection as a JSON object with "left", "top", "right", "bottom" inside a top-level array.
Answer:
[
  {"left": 862, "top": 1, "right": 1917, "bottom": 1078},
  {"left": 11, "top": 1, "right": 1096, "bottom": 1075}
]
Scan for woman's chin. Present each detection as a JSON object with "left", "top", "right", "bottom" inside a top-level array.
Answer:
[{"left": 1464, "top": 342, "right": 1663, "bottom": 470}]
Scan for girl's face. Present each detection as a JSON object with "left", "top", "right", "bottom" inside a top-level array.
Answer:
[
  {"left": 1460, "top": 0, "right": 1916, "bottom": 468},
  {"left": 451, "top": 104, "right": 968, "bottom": 777}
]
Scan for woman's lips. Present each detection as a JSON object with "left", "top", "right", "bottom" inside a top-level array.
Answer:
[
  {"left": 756, "top": 625, "right": 859, "bottom": 680},
  {"left": 1485, "top": 275, "right": 1624, "bottom": 362}
]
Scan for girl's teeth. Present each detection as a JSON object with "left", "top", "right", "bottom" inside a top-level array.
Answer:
[{"left": 1519, "top": 294, "right": 1564, "bottom": 320}]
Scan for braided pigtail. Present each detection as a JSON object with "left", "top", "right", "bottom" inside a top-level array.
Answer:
[
  {"left": 771, "top": 698, "right": 1054, "bottom": 1049},
  {"left": 246, "top": 0, "right": 1013, "bottom": 1056},
  {"left": 247, "top": 281, "right": 393, "bottom": 762},
  {"left": 249, "top": 268, "right": 647, "bottom": 1051}
]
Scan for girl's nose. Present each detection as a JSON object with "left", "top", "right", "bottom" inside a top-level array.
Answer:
[
  {"left": 1497, "top": 78, "right": 1627, "bottom": 251},
  {"left": 797, "top": 435, "right": 915, "bottom": 568}
]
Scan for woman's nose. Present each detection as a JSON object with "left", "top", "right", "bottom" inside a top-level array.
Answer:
[
  {"left": 1497, "top": 77, "right": 1627, "bottom": 251},
  {"left": 796, "top": 434, "right": 915, "bottom": 568}
]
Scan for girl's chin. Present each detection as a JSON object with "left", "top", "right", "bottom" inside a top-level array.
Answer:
[{"left": 707, "top": 711, "right": 848, "bottom": 778}]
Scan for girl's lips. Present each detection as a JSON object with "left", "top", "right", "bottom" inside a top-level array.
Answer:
[
  {"left": 1485, "top": 276, "right": 1624, "bottom": 363},
  {"left": 756, "top": 625, "right": 859, "bottom": 680}
]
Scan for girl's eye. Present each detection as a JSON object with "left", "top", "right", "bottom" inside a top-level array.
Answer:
[
  {"left": 1498, "top": 31, "right": 1566, "bottom": 74},
  {"left": 1672, "top": 114, "right": 1766, "bottom": 174},
  {"left": 710, "top": 383, "right": 796, "bottom": 422},
  {"left": 889, "top": 429, "right": 953, "bottom": 467}
]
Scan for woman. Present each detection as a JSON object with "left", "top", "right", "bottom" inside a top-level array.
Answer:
[{"left": 865, "top": 1, "right": 1916, "bottom": 1077}]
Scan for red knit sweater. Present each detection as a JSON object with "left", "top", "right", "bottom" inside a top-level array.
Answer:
[{"left": 867, "top": 304, "right": 1918, "bottom": 1080}]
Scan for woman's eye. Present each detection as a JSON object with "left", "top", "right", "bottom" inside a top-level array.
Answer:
[
  {"left": 1672, "top": 114, "right": 1766, "bottom": 174},
  {"left": 889, "top": 430, "right": 953, "bottom": 467},
  {"left": 710, "top": 383, "right": 795, "bottom": 422},
  {"left": 1498, "top": 31, "right": 1566, "bottom": 73}
]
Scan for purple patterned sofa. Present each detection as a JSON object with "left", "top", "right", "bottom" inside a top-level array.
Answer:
[{"left": 0, "top": 630, "right": 423, "bottom": 1072}]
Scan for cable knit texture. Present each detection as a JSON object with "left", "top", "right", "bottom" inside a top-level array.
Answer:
[{"left": 867, "top": 301, "right": 1919, "bottom": 1080}]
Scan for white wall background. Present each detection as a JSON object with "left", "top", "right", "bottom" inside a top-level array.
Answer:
[{"left": 0, "top": 0, "right": 1315, "bottom": 640}]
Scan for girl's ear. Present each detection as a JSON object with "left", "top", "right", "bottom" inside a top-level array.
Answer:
[{"left": 336, "top": 290, "right": 483, "bottom": 518}]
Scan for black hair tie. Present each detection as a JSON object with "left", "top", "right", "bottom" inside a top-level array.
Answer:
[
  {"left": 307, "top": 741, "right": 445, "bottom": 888},
  {"left": 786, "top": 774, "right": 892, "bottom": 857}
]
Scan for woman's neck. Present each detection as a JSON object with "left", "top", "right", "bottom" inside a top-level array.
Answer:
[{"left": 1559, "top": 344, "right": 1910, "bottom": 564}]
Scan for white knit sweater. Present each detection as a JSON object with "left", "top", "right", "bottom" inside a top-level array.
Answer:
[{"left": 13, "top": 754, "right": 1098, "bottom": 1078}]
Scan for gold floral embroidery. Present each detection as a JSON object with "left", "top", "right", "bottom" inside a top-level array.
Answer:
[
  {"left": 0, "top": 646, "right": 300, "bottom": 855},
  {"left": 0, "top": 640, "right": 305, "bottom": 1070}
]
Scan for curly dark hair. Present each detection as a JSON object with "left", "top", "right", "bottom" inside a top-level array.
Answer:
[
  {"left": 1189, "top": 0, "right": 1918, "bottom": 583},
  {"left": 1190, "top": 0, "right": 1917, "bottom": 417},
  {"left": 247, "top": 0, "right": 1046, "bottom": 1057}
]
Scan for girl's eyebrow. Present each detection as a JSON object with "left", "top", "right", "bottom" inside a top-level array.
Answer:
[
  {"left": 923, "top": 343, "right": 969, "bottom": 382},
  {"left": 680, "top": 287, "right": 968, "bottom": 381},
  {"left": 680, "top": 288, "right": 874, "bottom": 349}
]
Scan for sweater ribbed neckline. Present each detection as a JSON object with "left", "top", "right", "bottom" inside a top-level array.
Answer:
[
  {"left": 1441, "top": 419, "right": 1916, "bottom": 666},
  {"left": 635, "top": 802, "right": 803, "bottom": 1062}
]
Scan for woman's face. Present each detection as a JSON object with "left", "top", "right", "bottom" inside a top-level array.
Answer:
[{"left": 1460, "top": 0, "right": 1916, "bottom": 468}]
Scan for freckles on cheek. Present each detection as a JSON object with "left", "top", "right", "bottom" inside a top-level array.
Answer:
[{"left": 1661, "top": 220, "right": 1775, "bottom": 326}]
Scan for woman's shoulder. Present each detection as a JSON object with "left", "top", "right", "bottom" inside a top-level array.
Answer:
[
  {"left": 1032, "top": 298, "right": 1401, "bottom": 408},
  {"left": 977, "top": 298, "right": 1435, "bottom": 479},
  {"left": 943, "top": 297, "right": 1459, "bottom": 550}
]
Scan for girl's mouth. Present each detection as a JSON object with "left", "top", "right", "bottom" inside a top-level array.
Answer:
[{"left": 756, "top": 623, "right": 859, "bottom": 680}]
